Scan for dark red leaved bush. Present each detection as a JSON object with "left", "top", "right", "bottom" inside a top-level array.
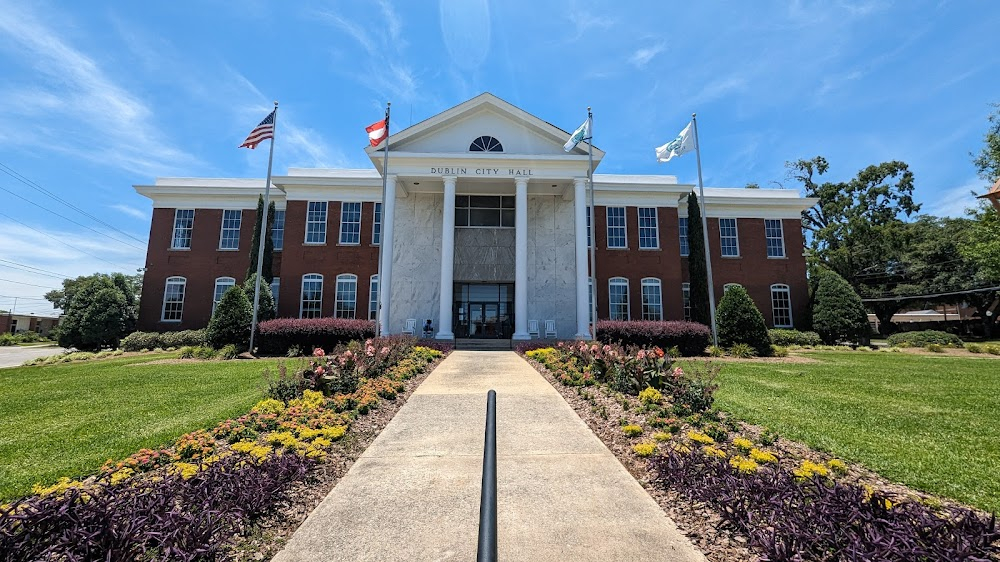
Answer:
[
  {"left": 257, "top": 317, "right": 376, "bottom": 355},
  {"left": 596, "top": 320, "right": 710, "bottom": 356}
]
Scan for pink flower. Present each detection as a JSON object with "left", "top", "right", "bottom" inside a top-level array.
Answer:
[
  {"left": 603, "top": 345, "right": 611, "bottom": 352},
  {"left": 380, "top": 346, "right": 390, "bottom": 355},
  {"left": 313, "top": 348, "right": 326, "bottom": 357},
  {"left": 590, "top": 344, "right": 598, "bottom": 353},
  {"left": 315, "top": 366, "right": 326, "bottom": 375},
  {"left": 366, "top": 345, "right": 376, "bottom": 357},
  {"left": 673, "top": 367, "right": 684, "bottom": 376},
  {"left": 636, "top": 349, "right": 647, "bottom": 360}
]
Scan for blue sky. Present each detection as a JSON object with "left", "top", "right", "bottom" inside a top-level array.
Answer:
[{"left": 1, "top": 0, "right": 998, "bottom": 315}]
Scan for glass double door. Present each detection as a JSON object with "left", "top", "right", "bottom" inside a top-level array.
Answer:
[{"left": 454, "top": 283, "right": 513, "bottom": 339}]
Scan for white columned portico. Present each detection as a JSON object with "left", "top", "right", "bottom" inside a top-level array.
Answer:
[
  {"left": 378, "top": 175, "right": 397, "bottom": 336},
  {"left": 512, "top": 177, "right": 530, "bottom": 340},
  {"left": 573, "top": 178, "right": 591, "bottom": 339},
  {"left": 436, "top": 176, "right": 457, "bottom": 339}
]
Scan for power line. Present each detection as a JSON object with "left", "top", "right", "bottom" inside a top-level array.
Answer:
[
  {"left": 0, "top": 278, "right": 59, "bottom": 289},
  {"left": 861, "top": 285, "right": 1000, "bottom": 302},
  {"left": 0, "top": 259, "right": 73, "bottom": 279},
  {"left": 0, "top": 294, "right": 51, "bottom": 300},
  {"left": 0, "top": 184, "right": 146, "bottom": 251},
  {"left": 0, "top": 162, "right": 148, "bottom": 245},
  {"left": 0, "top": 211, "right": 137, "bottom": 271}
]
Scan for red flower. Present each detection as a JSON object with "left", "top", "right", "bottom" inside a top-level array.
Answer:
[
  {"left": 313, "top": 347, "right": 326, "bottom": 357},
  {"left": 654, "top": 347, "right": 665, "bottom": 358}
]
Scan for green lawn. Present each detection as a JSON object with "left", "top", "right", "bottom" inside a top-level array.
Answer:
[
  {"left": 697, "top": 352, "right": 1000, "bottom": 513},
  {"left": 0, "top": 354, "right": 283, "bottom": 501}
]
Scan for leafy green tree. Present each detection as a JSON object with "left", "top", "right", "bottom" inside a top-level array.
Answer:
[
  {"left": 243, "top": 273, "right": 276, "bottom": 322},
  {"left": 57, "top": 276, "right": 135, "bottom": 350},
  {"left": 45, "top": 273, "right": 141, "bottom": 317},
  {"left": 246, "top": 196, "right": 275, "bottom": 284},
  {"left": 207, "top": 285, "right": 252, "bottom": 350},
  {"left": 789, "top": 156, "right": 920, "bottom": 334},
  {"left": 812, "top": 269, "right": 869, "bottom": 345},
  {"left": 973, "top": 102, "right": 1000, "bottom": 183},
  {"left": 686, "top": 191, "right": 711, "bottom": 326},
  {"left": 715, "top": 285, "right": 772, "bottom": 356}
]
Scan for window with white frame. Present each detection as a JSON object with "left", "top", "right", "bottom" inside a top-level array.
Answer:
[
  {"left": 335, "top": 274, "right": 357, "bottom": 318},
  {"left": 219, "top": 209, "right": 242, "bottom": 250},
  {"left": 339, "top": 202, "right": 361, "bottom": 245},
  {"left": 212, "top": 277, "right": 236, "bottom": 316},
  {"left": 719, "top": 218, "right": 739, "bottom": 257},
  {"left": 369, "top": 275, "right": 379, "bottom": 320},
  {"left": 588, "top": 277, "right": 594, "bottom": 323},
  {"left": 641, "top": 278, "right": 663, "bottom": 320},
  {"left": 606, "top": 207, "right": 626, "bottom": 248},
  {"left": 161, "top": 276, "right": 186, "bottom": 321},
  {"left": 724, "top": 283, "right": 742, "bottom": 294},
  {"left": 271, "top": 210, "right": 285, "bottom": 251},
  {"left": 609, "top": 277, "right": 629, "bottom": 320},
  {"left": 678, "top": 217, "right": 689, "bottom": 256},
  {"left": 171, "top": 209, "right": 194, "bottom": 249},
  {"left": 771, "top": 284, "right": 793, "bottom": 327},
  {"left": 300, "top": 274, "right": 323, "bottom": 318},
  {"left": 305, "top": 202, "right": 327, "bottom": 244},
  {"left": 682, "top": 282, "right": 692, "bottom": 321},
  {"left": 270, "top": 278, "right": 280, "bottom": 311},
  {"left": 764, "top": 219, "right": 785, "bottom": 258},
  {"left": 372, "top": 202, "right": 382, "bottom": 245},
  {"left": 586, "top": 206, "right": 592, "bottom": 247},
  {"left": 638, "top": 208, "right": 659, "bottom": 249}
]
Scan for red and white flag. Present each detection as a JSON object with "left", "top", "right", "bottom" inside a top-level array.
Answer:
[
  {"left": 239, "top": 109, "right": 276, "bottom": 149},
  {"left": 366, "top": 119, "right": 388, "bottom": 147}
]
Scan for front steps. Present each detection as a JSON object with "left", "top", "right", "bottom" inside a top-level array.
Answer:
[{"left": 453, "top": 338, "right": 512, "bottom": 351}]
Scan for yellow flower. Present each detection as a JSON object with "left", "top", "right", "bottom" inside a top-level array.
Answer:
[
  {"left": 793, "top": 459, "right": 829, "bottom": 480},
  {"left": 732, "top": 437, "right": 753, "bottom": 452},
  {"left": 686, "top": 431, "right": 715, "bottom": 445},
  {"left": 703, "top": 446, "right": 727, "bottom": 459},
  {"left": 749, "top": 448, "right": 777, "bottom": 464},
  {"left": 622, "top": 424, "right": 643, "bottom": 437},
  {"left": 252, "top": 398, "right": 285, "bottom": 415},
  {"left": 729, "top": 456, "right": 759, "bottom": 473},
  {"left": 170, "top": 462, "right": 199, "bottom": 480},
  {"left": 638, "top": 387, "right": 663, "bottom": 406},
  {"left": 827, "top": 459, "right": 848, "bottom": 475},
  {"left": 32, "top": 477, "right": 82, "bottom": 497},
  {"left": 266, "top": 431, "right": 299, "bottom": 449},
  {"left": 633, "top": 442, "right": 657, "bottom": 457},
  {"left": 652, "top": 431, "right": 672, "bottom": 442},
  {"left": 109, "top": 468, "right": 135, "bottom": 485}
]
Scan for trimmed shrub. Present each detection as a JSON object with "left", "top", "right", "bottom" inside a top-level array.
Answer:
[
  {"left": 243, "top": 273, "right": 276, "bottom": 323},
  {"left": 207, "top": 286, "right": 252, "bottom": 350},
  {"left": 771, "top": 345, "right": 789, "bottom": 357},
  {"left": 257, "top": 318, "right": 376, "bottom": 356},
  {"left": 768, "top": 329, "right": 822, "bottom": 347},
  {"left": 595, "top": 320, "right": 711, "bottom": 357},
  {"left": 121, "top": 330, "right": 206, "bottom": 352},
  {"left": 967, "top": 343, "right": 983, "bottom": 353},
  {"left": 729, "top": 343, "right": 756, "bottom": 358},
  {"left": 715, "top": 286, "right": 772, "bottom": 357},
  {"left": 812, "top": 270, "right": 869, "bottom": 345},
  {"left": 216, "top": 344, "right": 239, "bottom": 360},
  {"left": 887, "top": 330, "right": 964, "bottom": 348}
]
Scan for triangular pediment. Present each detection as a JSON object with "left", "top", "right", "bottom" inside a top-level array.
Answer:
[{"left": 366, "top": 93, "right": 604, "bottom": 160}]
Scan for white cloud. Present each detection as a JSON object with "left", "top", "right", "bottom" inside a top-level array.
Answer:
[
  {"left": 629, "top": 43, "right": 665, "bottom": 69},
  {"left": 0, "top": 2, "right": 199, "bottom": 177},
  {"left": 924, "top": 178, "right": 985, "bottom": 218},
  {"left": 109, "top": 204, "right": 149, "bottom": 221},
  {"left": 566, "top": 10, "right": 614, "bottom": 41}
]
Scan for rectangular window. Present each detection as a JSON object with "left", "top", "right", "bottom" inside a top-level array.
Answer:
[
  {"left": 213, "top": 277, "right": 235, "bottom": 316},
  {"left": 638, "top": 208, "right": 659, "bottom": 249},
  {"left": 306, "top": 202, "right": 327, "bottom": 244},
  {"left": 771, "top": 284, "right": 793, "bottom": 327},
  {"left": 719, "top": 218, "right": 739, "bottom": 257},
  {"left": 339, "top": 202, "right": 362, "bottom": 245},
  {"left": 300, "top": 275, "right": 323, "bottom": 318},
  {"left": 161, "top": 277, "right": 186, "bottom": 322},
  {"left": 373, "top": 202, "right": 382, "bottom": 245},
  {"left": 678, "top": 217, "right": 689, "bottom": 257},
  {"left": 765, "top": 219, "right": 785, "bottom": 258},
  {"left": 606, "top": 207, "right": 626, "bottom": 249},
  {"left": 588, "top": 277, "right": 594, "bottom": 323},
  {"left": 171, "top": 209, "right": 194, "bottom": 249},
  {"left": 270, "top": 278, "right": 280, "bottom": 311},
  {"left": 641, "top": 279, "right": 663, "bottom": 320},
  {"left": 271, "top": 210, "right": 285, "bottom": 251},
  {"left": 369, "top": 275, "right": 379, "bottom": 320},
  {"left": 682, "top": 283, "right": 691, "bottom": 322},
  {"left": 586, "top": 206, "right": 592, "bottom": 247},
  {"left": 609, "top": 278, "right": 629, "bottom": 320},
  {"left": 335, "top": 275, "right": 357, "bottom": 318},
  {"left": 455, "top": 195, "right": 515, "bottom": 227},
  {"left": 219, "top": 209, "right": 242, "bottom": 250}
]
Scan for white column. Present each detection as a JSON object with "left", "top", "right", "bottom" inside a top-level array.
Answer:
[
  {"left": 512, "top": 177, "right": 530, "bottom": 340},
  {"left": 378, "top": 175, "right": 397, "bottom": 336},
  {"left": 573, "top": 178, "right": 591, "bottom": 339},
  {"left": 436, "top": 176, "right": 456, "bottom": 339}
]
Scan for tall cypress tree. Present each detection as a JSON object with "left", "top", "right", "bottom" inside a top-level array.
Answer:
[
  {"left": 686, "top": 191, "right": 712, "bottom": 326},
  {"left": 246, "top": 196, "right": 275, "bottom": 283}
]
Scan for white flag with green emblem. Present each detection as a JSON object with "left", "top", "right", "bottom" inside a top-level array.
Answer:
[
  {"left": 563, "top": 119, "right": 590, "bottom": 152},
  {"left": 655, "top": 122, "right": 694, "bottom": 162}
]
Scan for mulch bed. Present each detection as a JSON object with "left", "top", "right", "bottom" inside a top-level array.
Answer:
[{"left": 224, "top": 355, "right": 446, "bottom": 561}]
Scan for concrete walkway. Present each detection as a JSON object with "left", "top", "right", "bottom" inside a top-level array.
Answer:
[{"left": 273, "top": 351, "right": 705, "bottom": 562}]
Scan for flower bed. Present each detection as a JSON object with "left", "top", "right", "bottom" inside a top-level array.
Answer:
[
  {"left": 521, "top": 343, "right": 1000, "bottom": 562},
  {"left": 0, "top": 338, "right": 444, "bottom": 560}
]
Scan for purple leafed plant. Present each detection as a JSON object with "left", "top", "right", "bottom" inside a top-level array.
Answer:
[
  {"left": 0, "top": 453, "right": 313, "bottom": 562},
  {"left": 596, "top": 320, "right": 711, "bottom": 356},
  {"left": 257, "top": 317, "right": 377, "bottom": 355},
  {"left": 651, "top": 450, "right": 999, "bottom": 561}
]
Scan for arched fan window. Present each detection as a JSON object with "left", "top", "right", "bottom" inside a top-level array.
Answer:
[{"left": 469, "top": 136, "right": 503, "bottom": 152}]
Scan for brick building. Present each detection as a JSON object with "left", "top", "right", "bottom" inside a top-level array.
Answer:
[{"left": 135, "top": 94, "right": 816, "bottom": 340}]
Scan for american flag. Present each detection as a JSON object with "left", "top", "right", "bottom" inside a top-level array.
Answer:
[{"left": 239, "top": 109, "right": 276, "bottom": 149}]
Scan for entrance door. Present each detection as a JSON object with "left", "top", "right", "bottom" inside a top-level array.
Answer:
[{"left": 454, "top": 283, "right": 514, "bottom": 339}]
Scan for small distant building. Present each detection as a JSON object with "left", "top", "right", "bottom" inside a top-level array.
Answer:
[
  {"left": 0, "top": 313, "right": 60, "bottom": 337},
  {"left": 979, "top": 178, "right": 1000, "bottom": 211}
]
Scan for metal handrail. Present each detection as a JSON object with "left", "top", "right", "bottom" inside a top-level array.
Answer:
[{"left": 477, "top": 390, "right": 498, "bottom": 561}]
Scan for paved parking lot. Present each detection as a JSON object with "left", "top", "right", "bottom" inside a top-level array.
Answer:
[{"left": 0, "top": 345, "right": 65, "bottom": 368}]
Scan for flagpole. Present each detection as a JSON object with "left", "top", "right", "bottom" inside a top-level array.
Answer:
[
  {"left": 691, "top": 113, "right": 719, "bottom": 348},
  {"left": 375, "top": 103, "right": 390, "bottom": 336},
  {"left": 586, "top": 107, "right": 598, "bottom": 339},
  {"left": 249, "top": 101, "right": 278, "bottom": 354}
]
